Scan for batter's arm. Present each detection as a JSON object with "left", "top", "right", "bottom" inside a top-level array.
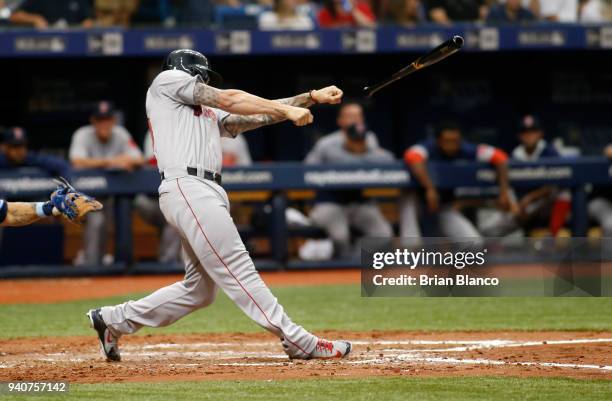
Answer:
[
  {"left": 220, "top": 86, "right": 344, "bottom": 137},
  {"left": 1, "top": 202, "right": 59, "bottom": 227},
  {"left": 194, "top": 83, "right": 313, "bottom": 127}
]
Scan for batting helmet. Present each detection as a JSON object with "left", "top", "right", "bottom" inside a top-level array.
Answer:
[{"left": 162, "top": 49, "right": 223, "bottom": 87}]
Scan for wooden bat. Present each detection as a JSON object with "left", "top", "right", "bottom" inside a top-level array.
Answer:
[{"left": 363, "top": 35, "right": 464, "bottom": 97}]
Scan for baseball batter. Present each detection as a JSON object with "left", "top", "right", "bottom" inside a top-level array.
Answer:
[{"left": 87, "top": 49, "right": 351, "bottom": 362}]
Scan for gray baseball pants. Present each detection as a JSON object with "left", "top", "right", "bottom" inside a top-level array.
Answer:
[
  {"left": 309, "top": 201, "right": 393, "bottom": 258},
  {"left": 101, "top": 175, "right": 317, "bottom": 356}
]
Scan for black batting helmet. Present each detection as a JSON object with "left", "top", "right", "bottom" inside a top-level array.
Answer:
[{"left": 162, "top": 49, "right": 223, "bottom": 87}]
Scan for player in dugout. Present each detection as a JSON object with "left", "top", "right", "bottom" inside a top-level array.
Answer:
[
  {"left": 479, "top": 115, "right": 571, "bottom": 237},
  {"left": 400, "top": 120, "right": 516, "bottom": 245},
  {"left": 69, "top": 101, "right": 144, "bottom": 266},
  {"left": 304, "top": 102, "right": 394, "bottom": 259},
  {"left": 0, "top": 127, "right": 72, "bottom": 179}
]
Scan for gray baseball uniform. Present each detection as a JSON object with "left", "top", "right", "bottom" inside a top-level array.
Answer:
[
  {"left": 69, "top": 125, "right": 143, "bottom": 265},
  {"left": 100, "top": 70, "right": 317, "bottom": 357},
  {"left": 305, "top": 131, "right": 394, "bottom": 258}
]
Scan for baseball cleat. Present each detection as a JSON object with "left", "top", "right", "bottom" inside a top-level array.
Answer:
[
  {"left": 282, "top": 337, "right": 351, "bottom": 360},
  {"left": 86, "top": 308, "right": 121, "bottom": 362}
]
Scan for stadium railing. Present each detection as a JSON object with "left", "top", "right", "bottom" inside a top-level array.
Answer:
[
  {"left": 0, "top": 157, "right": 610, "bottom": 277},
  {"left": 0, "top": 23, "right": 611, "bottom": 57}
]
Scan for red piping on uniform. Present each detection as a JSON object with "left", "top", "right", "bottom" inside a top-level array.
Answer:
[{"left": 175, "top": 178, "right": 310, "bottom": 357}]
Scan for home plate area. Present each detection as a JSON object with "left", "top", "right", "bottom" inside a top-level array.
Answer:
[{"left": 0, "top": 331, "right": 610, "bottom": 383}]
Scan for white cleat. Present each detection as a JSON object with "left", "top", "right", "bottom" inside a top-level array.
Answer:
[{"left": 282, "top": 337, "right": 352, "bottom": 360}]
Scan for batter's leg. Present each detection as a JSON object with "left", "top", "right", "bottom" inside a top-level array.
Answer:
[
  {"left": 162, "top": 177, "right": 319, "bottom": 357},
  {"left": 100, "top": 238, "right": 218, "bottom": 336}
]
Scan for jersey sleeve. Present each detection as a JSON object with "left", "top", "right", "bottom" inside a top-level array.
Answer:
[
  {"left": 0, "top": 199, "right": 7, "bottom": 225},
  {"left": 304, "top": 139, "right": 327, "bottom": 164},
  {"left": 403, "top": 142, "right": 429, "bottom": 165},
  {"left": 30, "top": 153, "right": 72, "bottom": 179},
  {"left": 153, "top": 70, "right": 200, "bottom": 105},
  {"left": 116, "top": 127, "right": 143, "bottom": 158},
  {"left": 476, "top": 144, "right": 508, "bottom": 165}
]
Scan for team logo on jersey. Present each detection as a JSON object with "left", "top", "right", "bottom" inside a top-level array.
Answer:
[{"left": 192, "top": 105, "right": 217, "bottom": 121}]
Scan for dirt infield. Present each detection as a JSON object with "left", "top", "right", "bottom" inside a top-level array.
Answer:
[
  {"left": 0, "top": 270, "right": 360, "bottom": 304},
  {"left": 0, "top": 331, "right": 610, "bottom": 383}
]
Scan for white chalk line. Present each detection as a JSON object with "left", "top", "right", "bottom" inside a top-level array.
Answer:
[
  {"left": 1, "top": 337, "right": 610, "bottom": 373},
  {"left": 395, "top": 356, "right": 612, "bottom": 371},
  {"left": 132, "top": 338, "right": 612, "bottom": 350}
]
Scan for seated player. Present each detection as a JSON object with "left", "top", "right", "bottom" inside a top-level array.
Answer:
[
  {"left": 480, "top": 115, "right": 571, "bottom": 237},
  {"left": 400, "top": 121, "right": 515, "bottom": 244},
  {"left": 69, "top": 101, "right": 144, "bottom": 266},
  {"left": 305, "top": 102, "right": 394, "bottom": 258},
  {"left": 0, "top": 127, "right": 72, "bottom": 179},
  {"left": 0, "top": 182, "right": 102, "bottom": 227}
]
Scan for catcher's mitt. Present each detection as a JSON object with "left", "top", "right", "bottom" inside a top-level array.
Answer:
[{"left": 51, "top": 177, "right": 103, "bottom": 224}]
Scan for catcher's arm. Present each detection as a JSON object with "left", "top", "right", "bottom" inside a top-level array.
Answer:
[{"left": 0, "top": 201, "right": 60, "bottom": 227}]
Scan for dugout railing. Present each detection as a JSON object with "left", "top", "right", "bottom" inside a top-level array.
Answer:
[{"left": 0, "top": 157, "right": 610, "bottom": 277}]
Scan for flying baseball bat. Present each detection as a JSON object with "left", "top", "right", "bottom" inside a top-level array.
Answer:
[{"left": 363, "top": 35, "right": 464, "bottom": 97}]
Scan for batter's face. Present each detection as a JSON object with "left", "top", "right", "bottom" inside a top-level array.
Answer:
[
  {"left": 1, "top": 144, "right": 27, "bottom": 164},
  {"left": 337, "top": 104, "right": 365, "bottom": 132},
  {"left": 436, "top": 129, "right": 462, "bottom": 157},
  {"left": 91, "top": 116, "right": 117, "bottom": 143}
]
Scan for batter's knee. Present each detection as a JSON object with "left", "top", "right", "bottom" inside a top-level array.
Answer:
[{"left": 183, "top": 272, "right": 218, "bottom": 308}]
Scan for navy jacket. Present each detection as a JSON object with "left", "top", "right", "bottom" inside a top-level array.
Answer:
[{"left": 0, "top": 152, "right": 72, "bottom": 179}]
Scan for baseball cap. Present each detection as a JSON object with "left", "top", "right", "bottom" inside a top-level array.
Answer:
[
  {"left": 518, "top": 115, "right": 542, "bottom": 133},
  {"left": 91, "top": 101, "right": 116, "bottom": 119},
  {"left": 2, "top": 127, "right": 28, "bottom": 146}
]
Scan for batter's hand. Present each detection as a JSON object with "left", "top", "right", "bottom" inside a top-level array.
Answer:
[
  {"left": 285, "top": 106, "right": 313, "bottom": 126},
  {"left": 311, "top": 86, "right": 343, "bottom": 105}
]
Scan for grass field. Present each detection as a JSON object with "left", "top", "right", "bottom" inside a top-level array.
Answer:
[
  {"left": 2, "top": 377, "right": 612, "bottom": 401},
  {"left": 1, "top": 284, "right": 611, "bottom": 338},
  {"left": 0, "top": 283, "right": 610, "bottom": 400}
]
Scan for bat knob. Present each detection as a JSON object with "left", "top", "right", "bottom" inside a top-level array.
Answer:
[{"left": 452, "top": 35, "right": 465, "bottom": 48}]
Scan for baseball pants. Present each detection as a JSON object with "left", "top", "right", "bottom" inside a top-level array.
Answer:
[
  {"left": 400, "top": 192, "right": 482, "bottom": 244},
  {"left": 101, "top": 176, "right": 317, "bottom": 355},
  {"left": 309, "top": 202, "right": 393, "bottom": 258},
  {"left": 589, "top": 197, "right": 612, "bottom": 237}
]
